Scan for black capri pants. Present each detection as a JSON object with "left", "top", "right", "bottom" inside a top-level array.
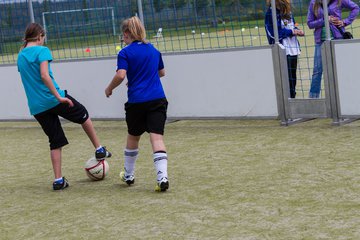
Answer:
[{"left": 34, "top": 92, "right": 89, "bottom": 150}]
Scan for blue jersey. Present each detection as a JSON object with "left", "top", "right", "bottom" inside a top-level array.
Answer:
[
  {"left": 117, "top": 41, "right": 165, "bottom": 103},
  {"left": 17, "top": 46, "right": 65, "bottom": 115}
]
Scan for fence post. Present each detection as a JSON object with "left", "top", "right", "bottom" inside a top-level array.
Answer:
[
  {"left": 137, "top": 0, "right": 145, "bottom": 24},
  {"left": 270, "top": 0, "right": 279, "bottom": 43},
  {"left": 322, "top": 0, "right": 331, "bottom": 40},
  {"left": 272, "top": 44, "right": 289, "bottom": 125},
  {"left": 28, "top": 0, "right": 35, "bottom": 23},
  {"left": 321, "top": 0, "right": 341, "bottom": 124}
]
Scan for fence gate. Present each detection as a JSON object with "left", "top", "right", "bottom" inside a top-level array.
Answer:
[
  {"left": 273, "top": 41, "right": 359, "bottom": 126},
  {"left": 272, "top": 43, "right": 329, "bottom": 126}
]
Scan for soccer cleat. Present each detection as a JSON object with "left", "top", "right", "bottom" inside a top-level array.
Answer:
[
  {"left": 155, "top": 177, "right": 169, "bottom": 192},
  {"left": 95, "top": 146, "right": 112, "bottom": 160},
  {"left": 53, "top": 177, "right": 69, "bottom": 191},
  {"left": 120, "top": 171, "right": 135, "bottom": 186}
]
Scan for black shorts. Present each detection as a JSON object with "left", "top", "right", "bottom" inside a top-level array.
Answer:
[
  {"left": 34, "top": 92, "right": 89, "bottom": 150},
  {"left": 125, "top": 98, "right": 168, "bottom": 136}
]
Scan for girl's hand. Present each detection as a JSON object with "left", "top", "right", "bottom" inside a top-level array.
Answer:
[
  {"left": 293, "top": 29, "right": 305, "bottom": 36},
  {"left": 59, "top": 97, "right": 74, "bottom": 107},
  {"left": 105, "top": 87, "right": 112, "bottom": 98},
  {"left": 329, "top": 16, "right": 338, "bottom": 24},
  {"left": 334, "top": 20, "right": 345, "bottom": 27},
  {"left": 329, "top": 16, "right": 344, "bottom": 27}
]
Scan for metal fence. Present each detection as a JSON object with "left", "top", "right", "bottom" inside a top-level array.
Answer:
[
  {"left": 0, "top": 0, "right": 274, "bottom": 62},
  {"left": 1, "top": 0, "right": 359, "bottom": 99}
]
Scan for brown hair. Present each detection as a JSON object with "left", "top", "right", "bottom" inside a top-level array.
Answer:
[
  {"left": 314, "top": 0, "right": 342, "bottom": 17},
  {"left": 121, "top": 16, "right": 147, "bottom": 44},
  {"left": 21, "top": 23, "right": 45, "bottom": 49},
  {"left": 267, "top": 0, "right": 292, "bottom": 20}
]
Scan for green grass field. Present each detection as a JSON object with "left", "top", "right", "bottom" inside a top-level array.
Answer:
[{"left": 1, "top": 119, "right": 360, "bottom": 239}]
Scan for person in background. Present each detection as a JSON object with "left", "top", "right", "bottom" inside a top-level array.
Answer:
[
  {"left": 307, "top": 0, "right": 359, "bottom": 98},
  {"left": 105, "top": 16, "right": 169, "bottom": 192},
  {"left": 265, "top": 0, "right": 304, "bottom": 98},
  {"left": 17, "top": 23, "right": 111, "bottom": 191}
]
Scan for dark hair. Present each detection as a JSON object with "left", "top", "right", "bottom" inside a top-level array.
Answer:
[{"left": 22, "top": 23, "right": 45, "bottom": 48}]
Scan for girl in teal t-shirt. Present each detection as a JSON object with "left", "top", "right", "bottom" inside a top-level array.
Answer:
[{"left": 17, "top": 23, "right": 111, "bottom": 190}]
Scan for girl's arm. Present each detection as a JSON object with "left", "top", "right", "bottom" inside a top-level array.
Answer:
[
  {"left": 342, "top": 0, "right": 360, "bottom": 26},
  {"left": 105, "top": 69, "right": 126, "bottom": 98},
  {"left": 265, "top": 7, "right": 293, "bottom": 43},
  {"left": 40, "top": 61, "right": 73, "bottom": 107},
  {"left": 159, "top": 69, "right": 165, "bottom": 78},
  {"left": 265, "top": 7, "right": 275, "bottom": 44},
  {"left": 307, "top": 2, "right": 325, "bottom": 29},
  {"left": 293, "top": 16, "right": 305, "bottom": 36}
]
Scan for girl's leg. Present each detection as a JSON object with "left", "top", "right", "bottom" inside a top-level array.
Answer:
[
  {"left": 51, "top": 147, "right": 69, "bottom": 190},
  {"left": 82, "top": 118, "right": 111, "bottom": 160},
  {"left": 81, "top": 118, "right": 100, "bottom": 149},
  {"left": 309, "top": 43, "right": 323, "bottom": 98},
  {"left": 121, "top": 134, "right": 141, "bottom": 184},
  {"left": 34, "top": 110, "right": 68, "bottom": 187},
  {"left": 126, "top": 134, "right": 141, "bottom": 149},
  {"left": 287, "top": 55, "right": 298, "bottom": 98},
  {"left": 50, "top": 148, "right": 62, "bottom": 179},
  {"left": 149, "top": 133, "right": 166, "bottom": 153},
  {"left": 150, "top": 133, "right": 168, "bottom": 191}
]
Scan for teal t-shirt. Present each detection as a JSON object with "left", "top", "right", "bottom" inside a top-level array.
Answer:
[{"left": 17, "top": 46, "right": 65, "bottom": 115}]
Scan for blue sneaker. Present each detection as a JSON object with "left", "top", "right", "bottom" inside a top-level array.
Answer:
[
  {"left": 53, "top": 177, "right": 69, "bottom": 191},
  {"left": 95, "top": 146, "right": 112, "bottom": 160}
]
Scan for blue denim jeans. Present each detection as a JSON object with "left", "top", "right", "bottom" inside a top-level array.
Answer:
[{"left": 309, "top": 43, "right": 323, "bottom": 98}]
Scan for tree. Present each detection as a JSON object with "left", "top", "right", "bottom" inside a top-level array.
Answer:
[
  {"left": 194, "top": 0, "right": 209, "bottom": 15},
  {"left": 82, "top": 0, "right": 89, "bottom": 23},
  {"left": 153, "top": 0, "right": 166, "bottom": 13},
  {"left": 129, "top": 0, "right": 138, "bottom": 15},
  {"left": 210, "top": 0, "right": 217, "bottom": 27},
  {"left": 6, "top": 5, "right": 13, "bottom": 27},
  {"left": 43, "top": 0, "right": 49, "bottom": 13},
  {"left": 169, "top": 0, "right": 187, "bottom": 31},
  {"left": 174, "top": 0, "right": 187, "bottom": 9},
  {"left": 0, "top": 26, "right": 3, "bottom": 54}
]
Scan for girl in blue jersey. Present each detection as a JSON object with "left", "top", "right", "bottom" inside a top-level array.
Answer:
[
  {"left": 17, "top": 23, "right": 111, "bottom": 191},
  {"left": 105, "top": 16, "right": 169, "bottom": 192}
]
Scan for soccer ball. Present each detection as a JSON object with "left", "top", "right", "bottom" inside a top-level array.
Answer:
[{"left": 84, "top": 157, "right": 109, "bottom": 181}]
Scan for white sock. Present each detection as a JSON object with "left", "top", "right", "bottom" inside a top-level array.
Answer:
[
  {"left": 153, "top": 152, "right": 168, "bottom": 182},
  {"left": 55, "top": 177, "right": 63, "bottom": 182},
  {"left": 124, "top": 148, "right": 139, "bottom": 176}
]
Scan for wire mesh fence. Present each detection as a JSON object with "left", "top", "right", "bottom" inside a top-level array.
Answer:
[
  {"left": 1, "top": 0, "right": 359, "bottom": 98},
  {"left": 1, "top": 0, "right": 272, "bottom": 63}
]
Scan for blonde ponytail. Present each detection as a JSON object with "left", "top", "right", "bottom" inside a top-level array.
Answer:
[{"left": 121, "top": 16, "right": 147, "bottom": 43}]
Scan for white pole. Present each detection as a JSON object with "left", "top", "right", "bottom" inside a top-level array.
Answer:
[
  {"left": 42, "top": 12, "right": 48, "bottom": 42},
  {"left": 137, "top": 0, "right": 145, "bottom": 24},
  {"left": 28, "top": 0, "right": 35, "bottom": 23},
  {"left": 111, "top": 8, "right": 116, "bottom": 36},
  {"left": 322, "top": 0, "right": 331, "bottom": 40},
  {"left": 271, "top": 0, "right": 279, "bottom": 43}
]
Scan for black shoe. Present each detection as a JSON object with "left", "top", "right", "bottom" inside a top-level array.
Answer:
[
  {"left": 155, "top": 178, "right": 169, "bottom": 192},
  {"left": 53, "top": 177, "right": 69, "bottom": 190},
  {"left": 95, "top": 146, "right": 112, "bottom": 160},
  {"left": 120, "top": 171, "right": 135, "bottom": 186}
]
